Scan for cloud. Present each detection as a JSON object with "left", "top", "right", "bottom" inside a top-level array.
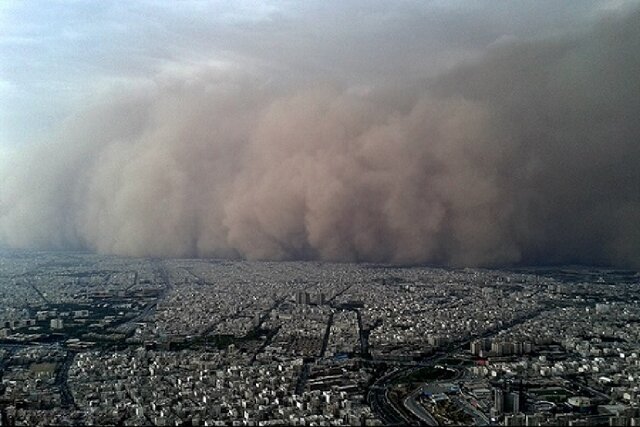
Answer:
[
  {"left": 0, "top": 6, "right": 638, "bottom": 268},
  {"left": 0, "top": 1, "right": 623, "bottom": 146}
]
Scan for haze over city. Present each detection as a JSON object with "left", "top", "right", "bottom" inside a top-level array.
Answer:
[
  {"left": 1, "top": 3, "right": 640, "bottom": 426},
  {"left": 0, "top": 1, "right": 638, "bottom": 268}
]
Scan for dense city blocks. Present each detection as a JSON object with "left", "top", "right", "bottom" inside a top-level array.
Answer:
[{"left": 0, "top": 250, "right": 638, "bottom": 425}]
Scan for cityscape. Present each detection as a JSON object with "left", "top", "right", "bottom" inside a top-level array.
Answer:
[
  {"left": 1, "top": 3, "right": 639, "bottom": 426},
  {"left": 1, "top": 249, "right": 639, "bottom": 426}
]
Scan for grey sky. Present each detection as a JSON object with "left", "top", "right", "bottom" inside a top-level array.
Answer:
[{"left": 1, "top": 0, "right": 633, "bottom": 146}]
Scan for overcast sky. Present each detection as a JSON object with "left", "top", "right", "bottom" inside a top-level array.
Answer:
[
  {"left": 1, "top": 0, "right": 635, "bottom": 146},
  {"left": 0, "top": 1, "right": 638, "bottom": 267}
]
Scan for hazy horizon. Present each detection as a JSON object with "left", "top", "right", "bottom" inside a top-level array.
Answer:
[{"left": 1, "top": 1, "right": 639, "bottom": 268}]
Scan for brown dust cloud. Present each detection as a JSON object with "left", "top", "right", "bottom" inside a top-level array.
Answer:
[{"left": 0, "top": 8, "right": 638, "bottom": 268}]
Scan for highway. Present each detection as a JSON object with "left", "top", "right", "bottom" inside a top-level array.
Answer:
[
  {"left": 367, "top": 304, "right": 552, "bottom": 425},
  {"left": 453, "top": 395, "right": 490, "bottom": 425},
  {"left": 367, "top": 367, "right": 416, "bottom": 425},
  {"left": 54, "top": 350, "right": 77, "bottom": 408},
  {"left": 404, "top": 385, "right": 439, "bottom": 426}
]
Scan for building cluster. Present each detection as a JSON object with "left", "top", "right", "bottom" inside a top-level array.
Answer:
[
  {"left": 64, "top": 347, "right": 375, "bottom": 426},
  {"left": 465, "top": 290, "right": 640, "bottom": 426},
  {"left": 470, "top": 339, "right": 535, "bottom": 357},
  {"left": 0, "top": 250, "right": 638, "bottom": 426}
]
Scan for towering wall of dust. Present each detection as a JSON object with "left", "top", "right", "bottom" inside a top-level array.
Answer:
[{"left": 0, "top": 10, "right": 638, "bottom": 267}]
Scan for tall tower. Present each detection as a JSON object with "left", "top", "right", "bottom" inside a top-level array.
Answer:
[{"left": 494, "top": 388, "right": 504, "bottom": 414}]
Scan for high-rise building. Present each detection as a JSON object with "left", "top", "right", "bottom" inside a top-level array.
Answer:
[
  {"left": 492, "top": 341, "right": 504, "bottom": 356},
  {"left": 50, "top": 318, "right": 64, "bottom": 330},
  {"left": 609, "top": 417, "right": 629, "bottom": 427},
  {"left": 508, "top": 391, "right": 521, "bottom": 413},
  {"left": 524, "top": 342, "right": 534, "bottom": 353},
  {"left": 505, "top": 414, "right": 526, "bottom": 426},
  {"left": 471, "top": 340, "right": 483, "bottom": 355},
  {"left": 318, "top": 293, "right": 326, "bottom": 305},
  {"left": 295, "top": 291, "right": 310, "bottom": 305},
  {"left": 525, "top": 415, "right": 544, "bottom": 426},
  {"left": 513, "top": 342, "right": 523, "bottom": 355},
  {"left": 494, "top": 388, "right": 504, "bottom": 414}
]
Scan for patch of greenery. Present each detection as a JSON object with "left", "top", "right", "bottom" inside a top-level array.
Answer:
[{"left": 396, "top": 366, "right": 457, "bottom": 384}]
